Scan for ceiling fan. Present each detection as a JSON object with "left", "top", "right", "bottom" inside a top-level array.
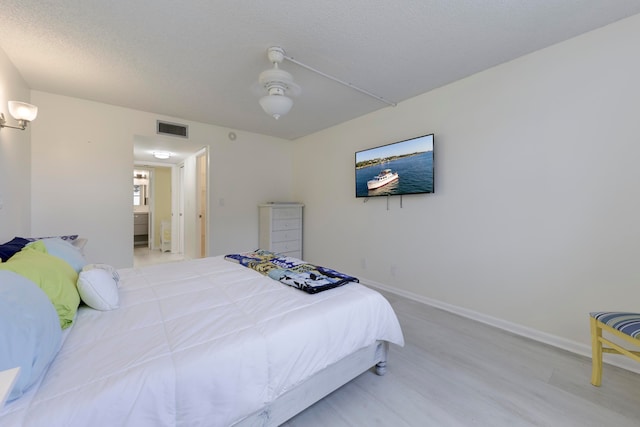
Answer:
[
  {"left": 257, "top": 47, "right": 301, "bottom": 120},
  {"left": 256, "top": 46, "right": 396, "bottom": 120}
]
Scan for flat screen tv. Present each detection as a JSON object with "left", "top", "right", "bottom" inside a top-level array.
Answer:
[{"left": 355, "top": 133, "right": 434, "bottom": 198}]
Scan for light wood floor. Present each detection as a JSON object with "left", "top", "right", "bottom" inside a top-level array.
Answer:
[
  {"left": 133, "top": 246, "right": 184, "bottom": 267},
  {"left": 283, "top": 290, "right": 640, "bottom": 426}
]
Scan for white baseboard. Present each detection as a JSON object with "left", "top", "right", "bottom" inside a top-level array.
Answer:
[{"left": 361, "top": 278, "right": 640, "bottom": 375}]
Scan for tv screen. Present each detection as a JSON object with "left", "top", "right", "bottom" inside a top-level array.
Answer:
[{"left": 355, "top": 133, "right": 434, "bottom": 198}]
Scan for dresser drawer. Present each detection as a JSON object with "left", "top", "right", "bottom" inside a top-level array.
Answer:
[
  {"left": 272, "top": 207, "right": 301, "bottom": 220},
  {"left": 271, "top": 240, "right": 301, "bottom": 253},
  {"left": 271, "top": 229, "right": 301, "bottom": 243},
  {"left": 278, "top": 250, "right": 302, "bottom": 259},
  {"left": 272, "top": 218, "right": 301, "bottom": 231}
]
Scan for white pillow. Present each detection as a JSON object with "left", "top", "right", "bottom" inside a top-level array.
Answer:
[
  {"left": 77, "top": 269, "right": 119, "bottom": 311},
  {"left": 82, "top": 263, "right": 120, "bottom": 287}
]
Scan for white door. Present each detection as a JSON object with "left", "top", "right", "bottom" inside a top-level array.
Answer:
[
  {"left": 179, "top": 164, "right": 185, "bottom": 254},
  {"left": 196, "top": 150, "right": 208, "bottom": 257}
]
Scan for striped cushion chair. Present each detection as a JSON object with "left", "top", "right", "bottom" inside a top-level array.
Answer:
[{"left": 589, "top": 312, "right": 640, "bottom": 386}]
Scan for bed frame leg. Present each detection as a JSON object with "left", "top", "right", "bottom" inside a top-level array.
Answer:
[
  {"left": 375, "top": 341, "right": 389, "bottom": 376},
  {"left": 375, "top": 360, "right": 387, "bottom": 376}
]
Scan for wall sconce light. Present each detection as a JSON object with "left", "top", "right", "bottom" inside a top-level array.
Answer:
[{"left": 0, "top": 101, "right": 38, "bottom": 130}]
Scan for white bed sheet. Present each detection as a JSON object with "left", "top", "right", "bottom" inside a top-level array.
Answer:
[{"left": 0, "top": 256, "right": 404, "bottom": 427}]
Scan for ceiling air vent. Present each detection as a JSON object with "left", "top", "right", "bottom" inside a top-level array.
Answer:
[{"left": 157, "top": 120, "right": 188, "bottom": 138}]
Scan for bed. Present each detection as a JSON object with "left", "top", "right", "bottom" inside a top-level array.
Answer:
[{"left": 0, "top": 247, "right": 404, "bottom": 426}]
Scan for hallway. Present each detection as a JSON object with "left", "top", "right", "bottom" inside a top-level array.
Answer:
[{"left": 133, "top": 246, "right": 184, "bottom": 267}]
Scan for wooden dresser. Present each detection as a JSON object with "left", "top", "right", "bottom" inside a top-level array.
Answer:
[{"left": 258, "top": 203, "right": 303, "bottom": 259}]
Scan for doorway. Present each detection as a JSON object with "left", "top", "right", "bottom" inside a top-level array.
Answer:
[{"left": 132, "top": 134, "right": 209, "bottom": 267}]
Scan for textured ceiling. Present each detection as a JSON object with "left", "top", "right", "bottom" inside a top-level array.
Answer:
[{"left": 2, "top": 0, "right": 640, "bottom": 145}]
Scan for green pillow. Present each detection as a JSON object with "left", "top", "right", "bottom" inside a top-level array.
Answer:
[{"left": 0, "top": 243, "right": 80, "bottom": 328}]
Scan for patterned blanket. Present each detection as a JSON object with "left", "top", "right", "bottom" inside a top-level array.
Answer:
[{"left": 224, "top": 250, "right": 359, "bottom": 294}]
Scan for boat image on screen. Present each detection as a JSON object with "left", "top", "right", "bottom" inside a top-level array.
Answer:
[
  {"left": 355, "top": 133, "right": 434, "bottom": 198},
  {"left": 367, "top": 169, "right": 399, "bottom": 190}
]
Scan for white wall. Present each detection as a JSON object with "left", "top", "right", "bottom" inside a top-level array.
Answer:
[
  {"left": 0, "top": 48, "right": 32, "bottom": 242},
  {"left": 30, "top": 92, "right": 294, "bottom": 268},
  {"left": 293, "top": 14, "right": 640, "bottom": 351}
]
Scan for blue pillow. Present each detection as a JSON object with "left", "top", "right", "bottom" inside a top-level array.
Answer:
[
  {"left": 0, "top": 271, "right": 62, "bottom": 402},
  {"left": 0, "top": 237, "right": 30, "bottom": 262},
  {"left": 33, "top": 238, "right": 87, "bottom": 273}
]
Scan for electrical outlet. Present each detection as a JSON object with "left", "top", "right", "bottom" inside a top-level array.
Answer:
[
  {"left": 390, "top": 264, "right": 397, "bottom": 277},
  {"left": 360, "top": 258, "right": 367, "bottom": 269}
]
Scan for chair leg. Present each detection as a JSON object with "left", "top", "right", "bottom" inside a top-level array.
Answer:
[{"left": 590, "top": 317, "right": 603, "bottom": 386}]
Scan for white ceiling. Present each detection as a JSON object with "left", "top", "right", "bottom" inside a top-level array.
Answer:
[{"left": 2, "top": 0, "right": 640, "bottom": 147}]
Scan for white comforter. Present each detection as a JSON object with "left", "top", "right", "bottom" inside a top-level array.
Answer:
[{"left": 1, "top": 256, "right": 404, "bottom": 427}]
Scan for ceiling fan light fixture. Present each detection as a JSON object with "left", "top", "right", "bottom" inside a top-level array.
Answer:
[{"left": 259, "top": 93, "right": 293, "bottom": 120}]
